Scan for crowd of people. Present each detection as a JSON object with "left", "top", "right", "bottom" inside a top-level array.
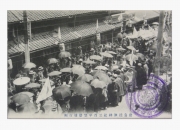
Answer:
[{"left": 8, "top": 24, "right": 172, "bottom": 117}]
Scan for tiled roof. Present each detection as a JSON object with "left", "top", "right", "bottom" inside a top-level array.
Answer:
[
  {"left": 8, "top": 31, "right": 78, "bottom": 54},
  {"left": 8, "top": 10, "right": 160, "bottom": 55},
  {"left": 8, "top": 10, "right": 105, "bottom": 23},
  {"left": 113, "top": 23, "right": 123, "bottom": 29},
  {"left": 7, "top": 11, "right": 20, "bottom": 23},
  {"left": 8, "top": 22, "right": 115, "bottom": 55},
  {"left": 74, "top": 22, "right": 114, "bottom": 38}
]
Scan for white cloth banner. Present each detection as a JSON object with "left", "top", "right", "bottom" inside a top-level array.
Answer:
[{"left": 36, "top": 77, "right": 52, "bottom": 103}]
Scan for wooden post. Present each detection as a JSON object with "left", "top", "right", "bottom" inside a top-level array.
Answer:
[
  {"left": 23, "top": 10, "right": 30, "bottom": 63},
  {"left": 155, "top": 11, "right": 165, "bottom": 76}
]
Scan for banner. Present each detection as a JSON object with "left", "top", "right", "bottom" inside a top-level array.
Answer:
[
  {"left": 59, "top": 43, "right": 65, "bottom": 51},
  {"left": 36, "top": 77, "right": 52, "bottom": 103},
  {"left": 96, "top": 33, "right": 101, "bottom": 45}
]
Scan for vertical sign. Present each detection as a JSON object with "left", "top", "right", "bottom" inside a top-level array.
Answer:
[
  {"left": 27, "top": 21, "right": 31, "bottom": 40},
  {"left": 59, "top": 43, "right": 65, "bottom": 51},
  {"left": 96, "top": 33, "right": 101, "bottom": 45}
]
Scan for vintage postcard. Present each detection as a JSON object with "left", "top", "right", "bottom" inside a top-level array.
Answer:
[{"left": 7, "top": 10, "right": 172, "bottom": 119}]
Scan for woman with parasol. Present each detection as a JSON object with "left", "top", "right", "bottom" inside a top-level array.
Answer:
[{"left": 90, "top": 79, "right": 108, "bottom": 111}]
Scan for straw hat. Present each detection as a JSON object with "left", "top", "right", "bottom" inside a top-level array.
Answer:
[
  {"left": 113, "top": 74, "right": 117, "bottom": 78},
  {"left": 107, "top": 72, "right": 112, "bottom": 76},
  {"left": 126, "top": 66, "right": 135, "bottom": 70},
  {"left": 111, "top": 77, "right": 115, "bottom": 81},
  {"left": 138, "top": 63, "right": 142, "bottom": 66},
  {"left": 38, "top": 66, "right": 44, "bottom": 71},
  {"left": 29, "top": 70, "right": 35, "bottom": 75},
  {"left": 105, "top": 64, "right": 109, "bottom": 68},
  {"left": 90, "top": 48, "right": 95, "bottom": 51}
]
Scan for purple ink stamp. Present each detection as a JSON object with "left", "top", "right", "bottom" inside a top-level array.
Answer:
[{"left": 125, "top": 73, "right": 169, "bottom": 118}]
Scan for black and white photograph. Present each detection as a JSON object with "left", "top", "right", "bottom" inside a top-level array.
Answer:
[{"left": 7, "top": 10, "right": 172, "bottom": 119}]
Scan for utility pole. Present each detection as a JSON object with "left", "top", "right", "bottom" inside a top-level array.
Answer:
[
  {"left": 23, "top": 10, "right": 30, "bottom": 63},
  {"left": 155, "top": 11, "right": 165, "bottom": 76}
]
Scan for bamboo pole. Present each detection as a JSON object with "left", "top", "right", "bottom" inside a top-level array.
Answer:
[{"left": 155, "top": 11, "right": 165, "bottom": 76}]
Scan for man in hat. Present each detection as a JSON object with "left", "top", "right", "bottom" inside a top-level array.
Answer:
[
  {"left": 146, "top": 56, "right": 153, "bottom": 77},
  {"left": 105, "top": 64, "right": 109, "bottom": 68},
  {"left": 108, "top": 58, "right": 113, "bottom": 70},
  {"left": 77, "top": 46, "right": 83, "bottom": 58},
  {"left": 37, "top": 66, "right": 45, "bottom": 81},
  {"left": 135, "top": 62, "right": 147, "bottom": 90},
  {"left": 66, "top": 57, "right": 71, "bottom": 67},
  {"left": 107, "top": 75, "right": 120, "bottom": 106},
  {"left": 48, "top": 64, "right": 55, "bottom": 72},
  {"left": 124, "top": 66, "right": 137, "bottom": 91},
  {"left": 113, "top": 74, "right": 126, "bottom": 103},
  {"left": 136, "top": 36, "right": 147, "bottom": 54},
  {"left": 107, "top": 71, "right": 112, "bottom": 77},
  {"left": 28, "top": 70, "right": 36, "bottom": 83},
  {"left": 71, "top": 53, "right": 77, "bottom": 66},
  {"left": 90, "top": 48, "right": 95, "bottom": 56},
  {"left": 78, "top": 58, "right": 83, "bottom": 66}
]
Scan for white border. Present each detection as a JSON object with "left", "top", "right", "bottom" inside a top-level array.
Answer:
[{"left": 1, "top": 0, "right": 179, "bottom": 130}]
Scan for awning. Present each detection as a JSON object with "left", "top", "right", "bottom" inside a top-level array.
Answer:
[{"left": 8, "top": 10, "right": 106, "bottom": 23}]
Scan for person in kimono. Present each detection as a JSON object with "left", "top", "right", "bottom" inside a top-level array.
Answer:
[
  {"left": 37, "top": 66, "right": 45, "bottom": 81},
  {"left": 107, "top": 77, "right": 120, "bottom": 106}
]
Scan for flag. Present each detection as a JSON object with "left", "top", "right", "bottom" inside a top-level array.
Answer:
[
  {"left": 129, "top": 51, "right": 134, "bottom": 66},
  {"left": 36, "top": 77, "right": 52, "bottom": 103},
  {"left": 129, "top": 52, "right": 133, "bottom": 66},
  {"left": 96, "top": 19, "right": 98, "bottom": 33}
]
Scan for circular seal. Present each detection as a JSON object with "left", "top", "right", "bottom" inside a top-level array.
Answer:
[{"left": 125, "top": 73, "right": 169, "bottom": 118}]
